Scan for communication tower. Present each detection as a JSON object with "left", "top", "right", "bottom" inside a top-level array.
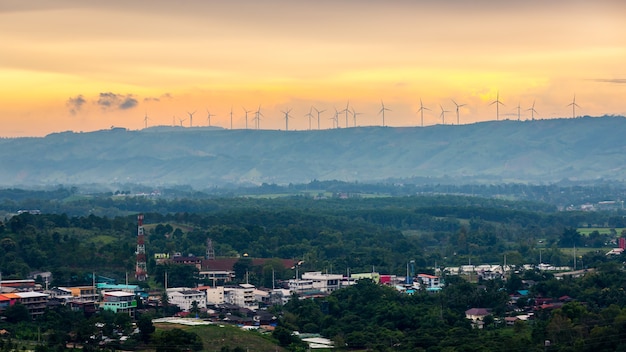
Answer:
[
  {"left": 135, "top": 214, "right": 147, "bottom": 281},
  {"left": 206, "top": 238, "right": 215, "bottom": 260}
]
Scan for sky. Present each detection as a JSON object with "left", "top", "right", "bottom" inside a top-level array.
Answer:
[{"left": 1, "top": 0, "right": 625, "bottom": 137}]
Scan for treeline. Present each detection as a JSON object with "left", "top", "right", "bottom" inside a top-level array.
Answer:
[{"left": 0, "top": 195, "right": 624, "bottom": 285}]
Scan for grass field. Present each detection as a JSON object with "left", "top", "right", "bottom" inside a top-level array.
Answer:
[
  {"left": 155, "top": 322, "right": 286, "bottom": 352},
  {"left": 577, "top": 228, "right": 625, "bottom": 236}
]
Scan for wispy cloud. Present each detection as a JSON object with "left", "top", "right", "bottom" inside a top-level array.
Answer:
[
  {"left": 66, "top": 95, "right": 86, "bottom": 115},
  {"left": 97, "top": 92, "right": 138, "bottom": 110},
  {"left": 593, "top": 78, "right": 626, "bottom": 84},
  {"left": 144, "top": 93, "right": 173, "bottom": 103}
]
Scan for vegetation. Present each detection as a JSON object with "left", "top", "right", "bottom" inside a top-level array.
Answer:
[{"left": 1, "top": 191, "right": 626, "bottom": 350}]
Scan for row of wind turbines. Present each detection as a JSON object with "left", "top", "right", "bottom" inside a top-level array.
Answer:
[{"left": 142, "top": 94, "right": 582, "bottom": 131}]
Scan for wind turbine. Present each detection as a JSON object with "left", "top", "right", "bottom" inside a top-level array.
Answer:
[
  {"left": 439, "top": 105, "right": 450, "bottom": 124},
  {"left": 143, "top": 112, "right": 150, "bottom": 129},
  {"left": 515, "top": 102, "right": 521, "bottom": 121},
  {"left": 187, "top": 111, "right": 196, "bottom": 127},
  {"left": 417, "top": 98, "right": 430, "bottom": 127},
  {"left": 342, "top": 101, "right": 350, "bottom": 128},
  {"left": 313, "top": 107, "right": 326, "bottom": 130},
  {"left": 206, "top": 109, "right": 216, "bottom": 127},
  {"left": 379, "top": 100, "right": 391, "bottom": 127},
  {"left": 452, "top": 100, "right": 466, "bottom": 125},
  {"left": 242, "top": 107, "right": 251, "bottom": 129},
  {"left": 351, "top": 107, "right": 363, "bottom": 127},
  {"left": 229, "top": 106, "right": 233, "bottom": 129},
  {"left": 489, "top": 92, "right": 504, "bottom": 121},
  {"left": 282, "top": 108, "right": 293, "bottom": 131},
  {"left": 253, "top": 105, "right": 264, "bottom": 130},
  {"left": 305, "top": 107, "right": 314, "bottom": 130},
  {"left": 567, "top": 95, "right": 580, "bottom": 119},
  {"left": 526, "top": 100, "right": 538, "bottom": 121},
  {"left": 178, "top": 117, "right": 187, "bottom": 127},
  {"left": 331, "top": 107, "right": 340, "bottom": 128}
]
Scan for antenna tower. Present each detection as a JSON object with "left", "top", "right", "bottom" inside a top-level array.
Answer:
[
  {"left": 206, "top": 238, "right": 216, "bottom": 260},
  {"left": 135, "top": 214, "right": 147, "bottom": 281}
]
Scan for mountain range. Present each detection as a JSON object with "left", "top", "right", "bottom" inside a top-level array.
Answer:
[{"left": 1, "top": 116, "right": 624, "bottom": 188}]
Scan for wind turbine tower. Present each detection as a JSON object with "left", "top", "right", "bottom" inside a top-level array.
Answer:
[
  {"left": 230, "top": 107, "right": 233, "bottom": 129},
  {"left": 242, "top": 107, "right": 251, "bottom": 129},
  {"left": 187, "top": 111, "right": 196, "bottom": 127},
  {"left": 143, "top": 112, "right": 150, "bottom": 129},
  {"left": 452, "top": 100, "right": 466, "bottom": 125},
  {"left": 490, "top": 92, "right": 504, "bottom": 121},
  {"left": 178, "top": 117, "right": 187, "bottom": 127},
  {"left": 379, "top": 100, "right": 391, "bottom": 127},
  {"left": 282, "top": 108, "right": 293, "bottom": 131},
  {"left": 567, "top": 95, "right": 580, "bottom": 119},
  {"left": 206, "top": 109, "right": 215, "bottom": 126},
  {"left": 135, "top": 214, "right": 147, "bottom": 281},
  {"left": 254, "top": 105, "right": 263, "bottom": 130},
  {"left": 305, "top": 107, "right": 314, "bottom": 130},
  {"left": 313, "top": 107, "right": 326, "bottom": 130},
  {"left": 439, "top": 105, "right": 450, "bottom": 124},
  {"left": 526, "top": 100, "right": 538, "bottom": 121},
  {"left": 351, "top": 107, "right": 363, "bottom": 127},
  {"left": 418, "top": 98, "right": 430, "bottom": 127},
  {"left": 343, "top": 101, "right": 350, "bottom": 128}
]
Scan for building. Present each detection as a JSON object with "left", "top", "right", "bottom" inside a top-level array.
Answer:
[
  {"left": 166, "top": 288, "right": 207, "bottom": 312},
  {"left": 300, "top": 272, "right": 343, "bottom": 293},
  {"left": 198, "top": 270, "right": 234, "bottom": 285},
  {"left": 14, "top": 292, "right": 49, "bottom": 318},
  {"left": 101, "top": 291, "right": 137, "bottom": 317},
  {"left": 224, "top": 283, "right": 258, "bottom": 310},
  {"left": 417, "top": 274, "right": 442, "bottom": 291},
  {"left": 197, "top": 286, "right": 225, "bottom": 305},
  {"left": 465, "top": 308, "right": 492, "bottom": 329}
]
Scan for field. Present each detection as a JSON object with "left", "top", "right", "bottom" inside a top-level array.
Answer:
[
  {"left": 154, "top": 322, "right": 286, "bottom": 352},
  {"left": 577, "top": 227, "right": 625, "bottom": 236}
]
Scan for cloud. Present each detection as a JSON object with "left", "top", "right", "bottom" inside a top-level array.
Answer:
[
  {"left": 97, "top": 92, "right": 138, "bottom": 110},
  {"left": 593, "top": 78, "right": 626, "bottom": 84},
  {"left": 66, "top": 95, "right": 86, "bottom": 115},
  {"left": 144, "top": 93, "right": 173, "bottom": 103}
]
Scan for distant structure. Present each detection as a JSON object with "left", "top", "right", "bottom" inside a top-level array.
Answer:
[
  {"left": 206, "top": 238, "right": 215, "bottom": 260},
  {"left": 135, "top": 214, "right": 147, "bottom": 281},
  {"left": 490, "top": 91, "right": 504, "bottom": 121},
  {"left": 379, "top": 100, "right": 391, "bottom": 127},
  {"left": 452, "top": 100, "right": 466, "bottom": 125},
  {"left": 313, "top": 107, "right": 325, "bottom": 130},
  {"left": 567, "top": 95, "right": 580, "bottom": 119},
  {"left": 187, "top": 111, "right": 196, "bottom": 127},
  {"left": 439, "top": 105, "right": 450, "bottom": 124},
  {"left": 526, "top": 100, "right": 538, "bottom": 121},
  {"left": 418, "top": 98, "right": 430, "bottom": 127}
]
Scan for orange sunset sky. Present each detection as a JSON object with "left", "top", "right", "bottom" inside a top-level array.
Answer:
[{"left": 1, "top": 0, "right": 625, "bottom": 137}]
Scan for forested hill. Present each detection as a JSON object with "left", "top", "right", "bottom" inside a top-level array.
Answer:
[{"left": 1, "top": 116, "right": 625, "bottom": 188}]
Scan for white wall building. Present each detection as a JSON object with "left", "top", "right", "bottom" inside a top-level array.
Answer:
[
  {"left": 224, "top": 283, "right": 258, "bottom": 310},
  {"left": 197, "top": 286, "right": 225, "bottom": 305},
  {"left": 166, "top": 288, "right": 207, "bottom": 312},
  {"left": 300, "top": 272, "right": 343, "bottom": 293}
]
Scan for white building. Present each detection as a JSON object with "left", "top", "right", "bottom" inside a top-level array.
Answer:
[
  {"left": 417, "top": 274, "right": 441, "bottom": 290},
  {"left": 197, "top": 286, "right": 225, "bottom": 305},
  {"left": 167, "top": 288, "right": 207, "bottom": 312},
  {"left": 224, "top": 283, "right": 258, "bottom": 310},
  {"left": 301, "top": 272, "right": 343, "bottom": 293}
]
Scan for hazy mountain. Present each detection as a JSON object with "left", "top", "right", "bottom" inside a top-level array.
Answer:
[{"left": 1, "top": 116, "right": 624, "bottom": 188}]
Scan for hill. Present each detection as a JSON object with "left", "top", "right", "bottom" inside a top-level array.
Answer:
[{"left": 1, "top": 116, "right": 625, "bottom": 188}]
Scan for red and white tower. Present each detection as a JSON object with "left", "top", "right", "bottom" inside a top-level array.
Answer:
[{"left": 135, "top": 214, "right": 147, "bottom": 281}]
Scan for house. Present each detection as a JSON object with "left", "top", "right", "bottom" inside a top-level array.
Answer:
[
  {"left": 465, "top": 308, "right": 492, "bottom": 329},
  {"left": 224, "top": 283, "right": 258, "bottom": 311},
  {"left": 101, "top": 291, "right": 137, "bottom": 317},
  {"left": 197, "top": 285, "right": 224, "bottom": 305},
  {"left": 300, "top": 272, "right": 343, "bottom": 293},
  {"left": 417, "top": 274, "right": 442, "bottom": 291},
  {"left": 167, "top": 288, "right": 207, "bottom": 312},
  {"left": 14, "top": 292, "right": 49, "bottom": 318}
]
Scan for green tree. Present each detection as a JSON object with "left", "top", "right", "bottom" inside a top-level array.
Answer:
[{"left": 3, "top": 303, "right": 30, "bottom": 323}]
